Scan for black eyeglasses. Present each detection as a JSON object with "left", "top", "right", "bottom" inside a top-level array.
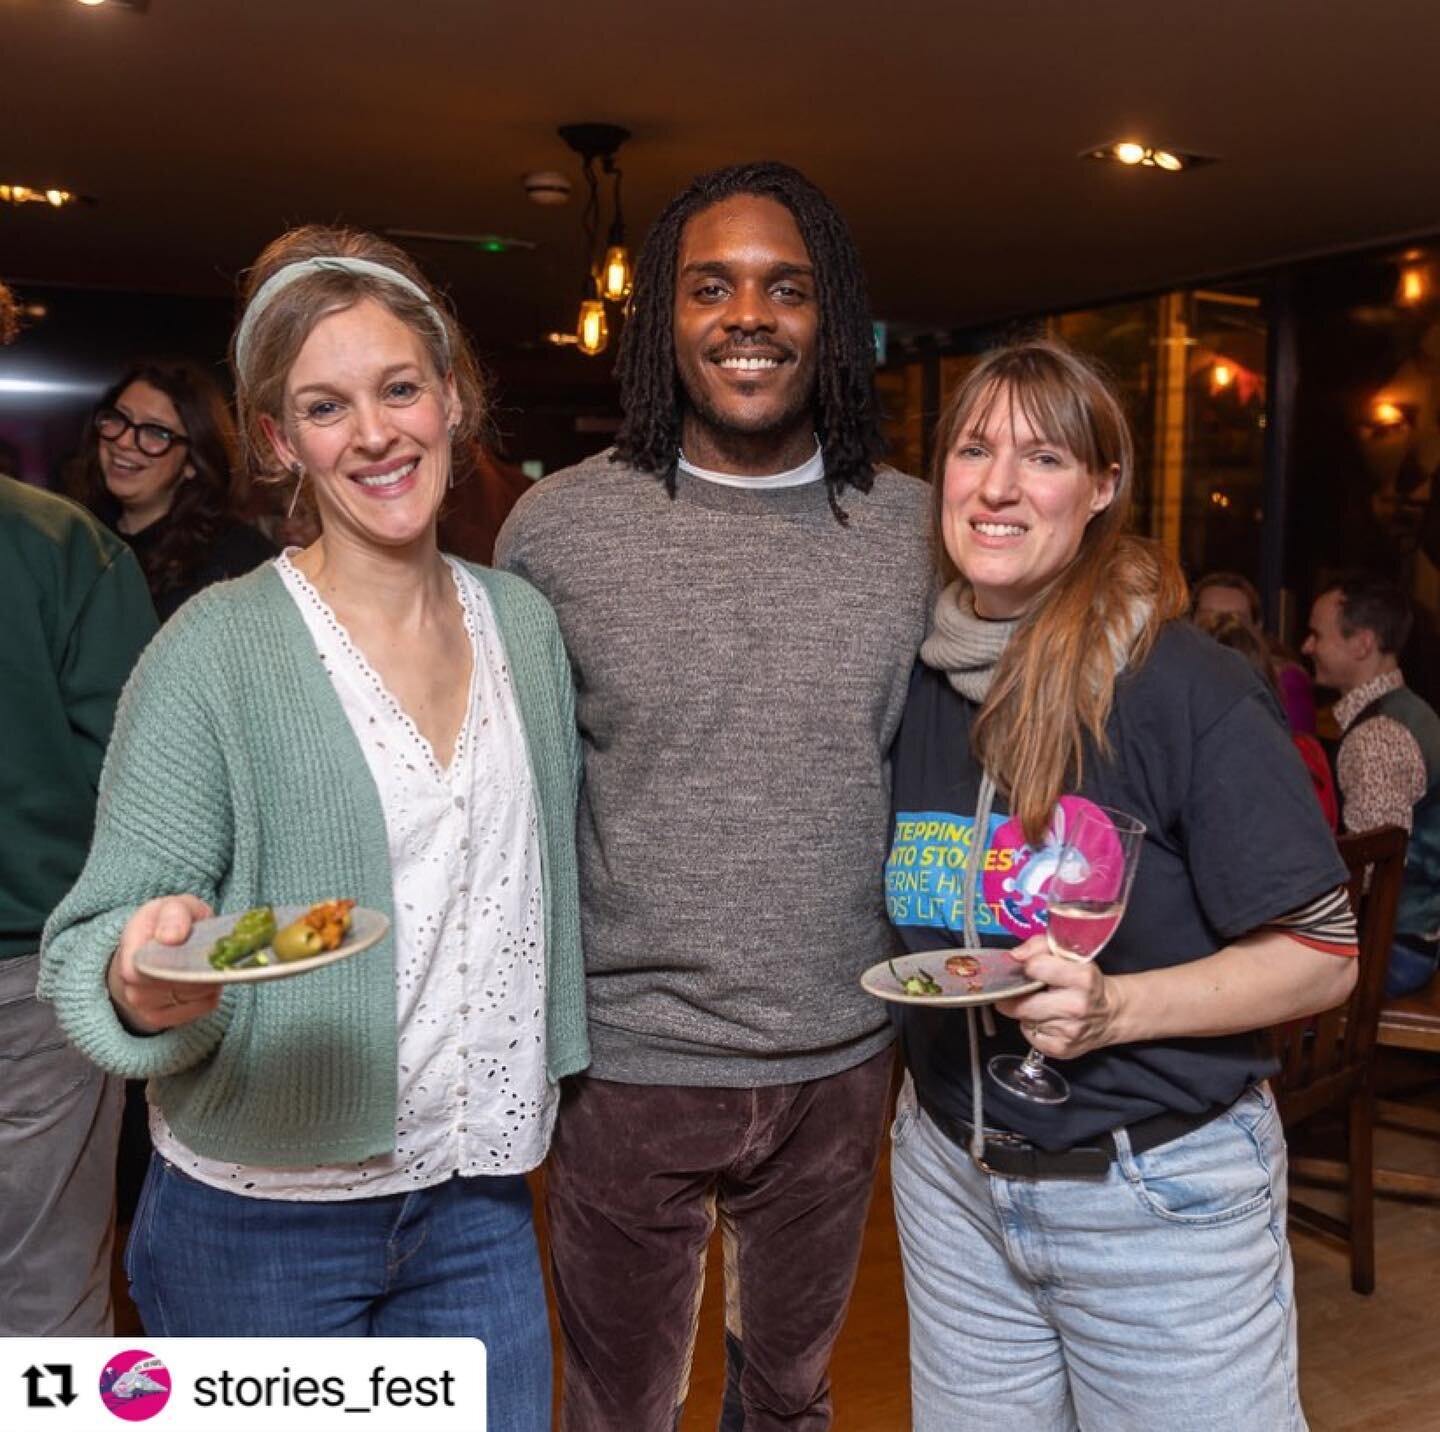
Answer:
[{"left": 94, "top": 406, "right": 191, "bottom": 458}]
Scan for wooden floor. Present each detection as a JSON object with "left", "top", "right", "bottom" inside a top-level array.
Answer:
[{"left": 115, "top": 1061, "right": 1440, "bottom": 1430}]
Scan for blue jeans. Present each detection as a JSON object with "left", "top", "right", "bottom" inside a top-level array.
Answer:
[
  {"left": 127, "top": 1155, "right": 550, "bottom": 1431},
  {"left": 1386, "top": 933, "right": 1439, "bottom": 997},
  {"left": 890, "top": 1081, "right": 1304, "bottom": 1432}
]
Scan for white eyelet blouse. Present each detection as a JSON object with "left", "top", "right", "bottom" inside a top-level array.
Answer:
[{"left": 150, "top": 552, "right": 554, "bottom": 1199}]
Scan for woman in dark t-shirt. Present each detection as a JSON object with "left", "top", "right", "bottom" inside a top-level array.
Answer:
[
  {"left": 74, "top": 360, "right": 274, "bottom": 622},
  {"left": 886, "top": 340, "right": 1356, "bottom": 1431}
]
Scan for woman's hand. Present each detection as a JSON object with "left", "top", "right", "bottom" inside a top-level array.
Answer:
[
  {"left": 994, "top": 935, "right": 1123, "bottom": 1060},
  {"left": 107, "top": 895, "right": 222, "bottom": 1034}
]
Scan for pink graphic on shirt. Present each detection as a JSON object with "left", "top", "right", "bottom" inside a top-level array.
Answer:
[
  {"left": 99, "top": 1350, "right": 172, "bottom": 1421},
  {"left": 981, "top": 796, "right": 1119, "bottom": 938}
]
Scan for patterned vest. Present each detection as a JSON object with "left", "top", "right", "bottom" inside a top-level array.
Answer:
[{"left": 1352, "top": 685, "right": 1440, "bottom": 936}]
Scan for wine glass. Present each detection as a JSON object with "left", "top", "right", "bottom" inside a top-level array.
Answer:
[{"left": 987, "top": 804, "right": 1146, "bottom": 1104}]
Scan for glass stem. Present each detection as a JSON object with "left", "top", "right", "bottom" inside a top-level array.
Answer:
[{"left": 1018, "top": 1049, "right": 1048, "bottom": 1080}]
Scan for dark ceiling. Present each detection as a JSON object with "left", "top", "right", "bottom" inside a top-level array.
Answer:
[{"left": 6, "top": 0, "right": 1440, "bottom": 367}]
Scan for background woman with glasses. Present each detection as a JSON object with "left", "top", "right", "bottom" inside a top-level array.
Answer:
[{"left": 74, "top": 360, "right": 272, "bottom": 620}]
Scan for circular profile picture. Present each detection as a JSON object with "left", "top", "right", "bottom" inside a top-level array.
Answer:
[{"left": 99, "top": 1350, "right": 172, "bottom": 1421}]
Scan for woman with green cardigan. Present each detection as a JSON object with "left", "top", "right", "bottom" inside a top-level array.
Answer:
[{"left": 41, "top": 226, "right": 585, "bottom": 1431}]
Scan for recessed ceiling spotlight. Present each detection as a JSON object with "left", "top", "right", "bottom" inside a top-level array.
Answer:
[
  {"left": 1085, "top": 141, "right": 1213, "bottom": 172},
  {"left": 0, "top": 184, "right": 87, "bottom": 208}
]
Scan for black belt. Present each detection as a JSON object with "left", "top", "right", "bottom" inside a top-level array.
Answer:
[{"left": 915, "top": 1089, "right": 1234, "bottom": 1180}]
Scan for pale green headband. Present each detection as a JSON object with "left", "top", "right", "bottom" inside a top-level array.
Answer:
[{"left": 234, "top": 256, "right": 449, "bottom": 375}]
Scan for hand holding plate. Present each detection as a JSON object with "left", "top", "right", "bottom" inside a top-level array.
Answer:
[{"left": 108, "top": 895, "right": 222, "bottom": 1033}]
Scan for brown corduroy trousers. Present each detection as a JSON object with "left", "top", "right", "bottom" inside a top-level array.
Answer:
[{"left": 547, "top": 1047, "right": 895, "bottom": 1432}]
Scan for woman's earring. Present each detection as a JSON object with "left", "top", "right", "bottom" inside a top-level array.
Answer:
[{"left": 287, "top": 462, "right": 306, "bottom": 519}]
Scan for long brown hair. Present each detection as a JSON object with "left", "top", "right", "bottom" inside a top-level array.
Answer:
[
  {"left": 76, "top": 360, "right": 242, "bottom": 601},
  {"left": 231, "top": 225, "right": 488, "bottom": 502},
  {"left": 930, "top": 341, "right": 1188, "bottom": 842}
]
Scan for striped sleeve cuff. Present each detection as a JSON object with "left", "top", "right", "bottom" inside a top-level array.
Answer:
[{"left": 1263, "top": 886, "right": 1358, "bottom": 956}]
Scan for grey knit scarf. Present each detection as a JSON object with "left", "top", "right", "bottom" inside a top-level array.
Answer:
[{"left": 919, "top": 581, "right": 1018, "bottom": 702}]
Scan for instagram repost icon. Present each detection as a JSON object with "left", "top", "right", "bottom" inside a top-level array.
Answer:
[{"left": 99, "top": 1350, "right": 172, "bottom": 1421}]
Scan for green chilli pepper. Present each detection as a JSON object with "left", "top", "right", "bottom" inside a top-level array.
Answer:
[
  {"left": 207, "top": 905, "right": 277, "bottom": 970},
  {"left": 889, "top": 959, "right": 943, "bottom": 997}
]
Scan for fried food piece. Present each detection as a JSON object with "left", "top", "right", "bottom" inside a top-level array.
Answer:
[
  {"left": 945, "top": 954, "right": 981, "bottom": 978},
  {"left": 271, "top": 899, "right": 355, "bottom": 963}
]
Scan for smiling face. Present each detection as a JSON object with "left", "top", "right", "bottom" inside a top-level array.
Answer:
[
  {"left": 1302, "top": 588, "right": 1371, "bottom": 692},
  {"left": 97, "top": 380, "right": 194, "bottom": 527},
  {"left": 672, "top": 193, "right": 819, "bottom": 471},
  {"left": 263, "top": 297, "right": 458, "bottom": 553},
  {"left": 941, "top": 386, "right": 1116, "bottom": 619}
]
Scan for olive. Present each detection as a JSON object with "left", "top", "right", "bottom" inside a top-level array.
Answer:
[{"left": 272, "top": 923, "right": 326, "bottom": 962}]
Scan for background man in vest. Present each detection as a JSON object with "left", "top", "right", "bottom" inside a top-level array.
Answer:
[{"left": 1304, "top": 572, "right": 1440, "bottom": 994}]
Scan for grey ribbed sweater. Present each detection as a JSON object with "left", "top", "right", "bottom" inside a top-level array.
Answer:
[{"left": 496, "top": 452, "right": 932, "bottom": 1084}]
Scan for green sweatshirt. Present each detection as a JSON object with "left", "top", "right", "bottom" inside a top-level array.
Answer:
[
  {"left": 39, "top": 560, "right": 588, "bottom": 1167},
  {"left": 0, "top": 476, "right": 157, "bottom": 960}
]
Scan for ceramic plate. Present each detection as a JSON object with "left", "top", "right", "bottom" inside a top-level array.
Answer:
[
  {"left": 134, "top": 905, "right": 389, "bottom": 985},
  {"left": 860, "top": 947, "right": 1044, "bottom": 1007}
]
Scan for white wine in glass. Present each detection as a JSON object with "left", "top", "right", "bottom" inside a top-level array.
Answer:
[{"left": 988, "top": 805, "right": 1146, "bottom": 1104}]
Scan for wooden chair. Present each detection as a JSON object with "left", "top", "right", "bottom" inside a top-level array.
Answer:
[
  {"left": 1275, "top": 824, "right": 1407, "bottom": 1295},
  {"left": 1371, "top": 968, "right": 1440, "bottom": 1200}
]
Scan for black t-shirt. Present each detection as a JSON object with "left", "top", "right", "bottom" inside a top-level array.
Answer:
[
  {"left": 887, "top": 620, "right": 1346, "bottom": 1151},
  {"left": 122, "top": 514, "right": 276, "bottom": 622}
]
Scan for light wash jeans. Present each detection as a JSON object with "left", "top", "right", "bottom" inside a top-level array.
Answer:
[
  {"left": 128, "top": 1155, "right": 550, "bottom": 1432},
  {"left": 890, "top": 1079, "right": 1305, "bottom": 1432}
]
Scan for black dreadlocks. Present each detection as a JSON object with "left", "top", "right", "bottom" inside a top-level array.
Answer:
[{"left": 612, "top": 161, "right": 883, "bottom": 524}]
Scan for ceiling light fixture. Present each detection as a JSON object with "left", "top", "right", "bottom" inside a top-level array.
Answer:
[
  {"left": 1396, "top": 260, "right": 1433, "bottom": 308},
  {"left": 0, "top": 184, "right": 82, "bottom": 208},
  {"left": 74, "top": 0, "right": 151, "bottom": 10},
  {"left": 524, "top": 171, "right": 572, "bottom": 206},
  {"left": 558, "top": 123, "right": 633, "bottom": 354},
  {"left": 1085, "top": 141, "right": 1212, "bottom": 172},
  {"left": 576, "top": 296, "right": 609, "bottom": 357},
  {"left": 1368, "top": 399, "right": 1412, "bottom": 430}
]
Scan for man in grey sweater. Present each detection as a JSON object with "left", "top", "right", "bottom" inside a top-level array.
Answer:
[{"left": 497, "top": 162, "right": 931, "bottom": 1431}]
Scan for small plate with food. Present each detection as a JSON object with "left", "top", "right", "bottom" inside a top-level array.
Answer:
[
  {"left": 135, "top": 901, "right": 389, "bottom": 985},
  {"left": 860, "top": 947, "right": 1043, "bottom": 1007}
]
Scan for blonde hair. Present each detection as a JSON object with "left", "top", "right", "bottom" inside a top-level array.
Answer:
[
  {"left": 230, "top": 225, "right": 487, "bottom": 487},
  {"left": 930, "top": 340, "right": 1188, "bottom": 842}
]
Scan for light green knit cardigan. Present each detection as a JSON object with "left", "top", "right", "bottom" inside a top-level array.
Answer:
[{"left": 39, "top": 560, "right": 588, "bottom": 1167}]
